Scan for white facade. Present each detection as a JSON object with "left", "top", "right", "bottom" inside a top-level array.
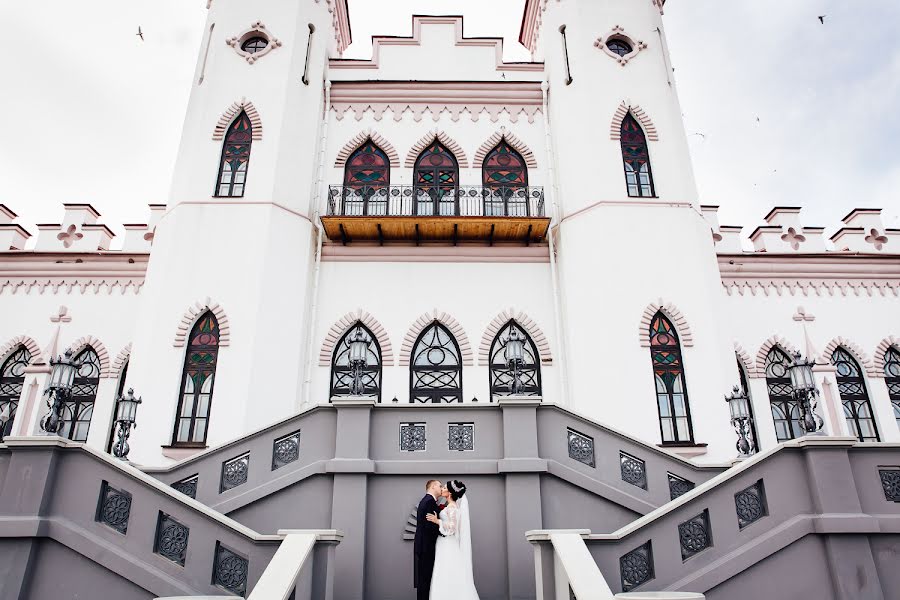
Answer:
[{"left": 0, "top": 0, "right": 898, "bottom": 467}]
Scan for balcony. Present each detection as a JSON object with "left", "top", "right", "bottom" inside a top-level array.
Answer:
[{"left": 321, "top": 185, "right": 550, "bottom": 244}]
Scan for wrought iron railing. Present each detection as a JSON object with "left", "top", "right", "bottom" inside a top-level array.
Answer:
[{"left": 326, "top": 185, "right": 546, "bottom": 218}]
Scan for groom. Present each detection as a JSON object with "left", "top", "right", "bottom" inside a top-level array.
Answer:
[{"left": 413, "top": 479, "right": 443, "bottom": 600}]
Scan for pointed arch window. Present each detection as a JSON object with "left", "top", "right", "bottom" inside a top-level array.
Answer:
[
  {"left": 0, "top": 346, "right": 30, "bottom": 438},
  {"left": 482, "top": 140, "right": 529, "bottom": 217},
  {"left": 649, "top": 312, "right": 694, "bottom": 444},
  {"left": 832, "top": 347, "right": 879, "bottom": 441},
  {"left": 215, "top": 111, "right": 252, "bottom": 198},
  {"left": 173, "top": 312, "right": 220, "bottom": 446},
  {"left": 620, "top": 113, "right": 655, "bottom": 198},
  {"left": 885, "top": 347, "right": 900, "bottom": 428},
  {"left": 106, "top": 360, "right": 129, "bottom": 454},
  {"left": 342, "top": 140, "right": 391, "bottom": 216},
  {"left": 330, "top": 323, "right": 382, "bottom": 401},
  {"left": 765, "top": 347, "right": 802, "bottom": 442},
  {"left": 410, "top": 322, "right": 462, "bottom": 403},
  {"left": 59, "top": 347, "right": 100, "bottom": 442},
  {"left": 414, "top": 141, "right": 459, "bottom": 216},
  {"left": 736, "top": 357, "right": 759, "bottom": 453},
  {"left": 489, "top": 320, "right": 542, "bottom": 398}
]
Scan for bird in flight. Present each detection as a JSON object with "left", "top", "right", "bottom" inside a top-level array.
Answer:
[
  {"left": 136, "top": 26, "right": 144, "bottom": 41},
  {"left": 817, "top": 15, "right": 826, "bottom": 24}
]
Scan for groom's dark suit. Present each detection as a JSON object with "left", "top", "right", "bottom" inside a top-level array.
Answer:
[{"left": 413, "top": 493, "right": 442, "bottom": 600}]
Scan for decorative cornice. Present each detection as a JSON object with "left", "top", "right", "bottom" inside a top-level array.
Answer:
[
  {"left": 67, "top": 335, "right": 111, "bottom": 378},
  {"left": 334, "top": 129, "right": 401, "bottom": 168},
  {"left": 330, "top": 15, "right": 541, "bottom": 72},
  {"left": 213, "top": 98, "right": 263, "bottom": 141},
  {"left": 610, "top": 102, "right": 659, "bottom": 141},
  {"left": 110, "top": 343, "right": 131, "bottom": 379},
  {"left": 399, "top": 309, "right": 474, "bottom": 367},
  {"left": 319, "top": 309, "right": 394, "bottom": 366},
  {"left": 734, "top": 342, "right": 754, "bottom": 378},
  {"left": 404, "top": 130, "right": 469, "bottom": 168},
  {"left": 472, "top": 127, "right": 538, "bottom": 168},
  {"left": 819, "top": 337, "right": 878, "bottom": 378},
  {"left": 477, "top": 309, "right": 552, "bottom": 366},
  {"left": 874, "top": 336, "right": 899, "bottom": 377},
  {"left": 173, "top": 298, "right": 231, "bottom": 348},
  {"left": 638, "top": 300, "right": 694, "bottom": 348},
  {"left": 755, "top": 336, "right": 798, "bottom": 378},
  {"left": 329, "top": 81, "right": 543, "bottom": 124},
  {"left": 0, "top": 335, "right": 41, "bottom": 364}
]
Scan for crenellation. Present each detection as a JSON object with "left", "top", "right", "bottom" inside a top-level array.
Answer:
[{"left": 0, "top": 204, "right": 31, "bottom": 251}]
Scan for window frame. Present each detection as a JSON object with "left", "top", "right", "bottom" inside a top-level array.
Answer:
[
  {"left": 329, "top": 322, "right": 383, "bottom": 402},
  {"left": 481, "top": 140, "right": 530, "bottom": 217},
  {"left": 214, "top": 111, "right": 253, "bottom": 198},
  {"left": 59, "top": 347, "right": 101, "bottom": 442},
  {"left": 413, "top": 140, "right": 460, "bottom": 216},
  {"left": 341, "top": 139, "right": 391, "bottom": 216},
  {"left": 0, "top": 345, "right": 30, "bottom": 438},
  {"left": 171, "top": 312, "right": 220, "bottom": 447},
  {"left": 649, "top": 312, "right": 695, "bottom": 445},
  {"left": 884, "top": 346, "right": 900, "bottom": 428},
  {"left": 409, "top": 322, "right": 463, "bottom": 404},
  {"left": 832, "top": 347, "right": 880, "bottom": 442},
  {"left": 765, "top": 346, "right": 802, "bottom": 442},
  {"left": 488, "top": 319, "right": 542, "bottom": 399},
  {"left": 620, "top": 113, "right": 656, "bottom": 198}
]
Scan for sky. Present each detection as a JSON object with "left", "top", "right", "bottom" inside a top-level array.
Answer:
[{"left": 1, "top": 0, "right": 898, "bottom": 238}]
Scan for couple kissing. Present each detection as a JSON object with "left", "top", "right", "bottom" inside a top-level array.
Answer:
[{"left": 413, "top": 479, "right": 479, "bottom": 600}]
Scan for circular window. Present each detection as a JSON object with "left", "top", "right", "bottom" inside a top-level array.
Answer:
[
  {"left": 241, "top": 36, "right": 269, "bottom": 54},
  {"left": 606, "top": 39, "right": 633, "bottom": 57}
]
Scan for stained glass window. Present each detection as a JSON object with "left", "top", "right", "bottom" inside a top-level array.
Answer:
[
  {"left": 832, "top": 348, "right": 879, "bottom": 442},
  {"left": 765, "top": 347, "right": 801, "bottom": 442},
  {"left": 59, "top": 347, "right": 100, "bottom": 442},
  {"left": 410, "top": 322, "right": 462, "bottom": 403},
  {"left": 330, "top": 323, "right": 382, "bottom": 401},
  {"left": 0, "top": 346, "right": 30, "bottom": 438},
  {"left": 215, "top": 111, "right": 252, "bottom": 198},
  {"left": 621, "top": 113, "right": 655, "bottom": 198},
  {"left": 885, "top": 347, "right": 900, "bottom": 428},
  {"left": 342, "top": 140, "right": 390, "bottom": 216},
  {"left": 173, "top": 313, "right": 220, "bottom": 445},
  {"left": 649, "top": 313, "right": 694, "bottom": 444},
  {"left": 482, "top": 140, "right": 529, "bottom": 217},
  {"left": 414, "top": 141, "right": 459, "bottom": 216},
  {"left": 489, "top": 320, "right": 541, "bottom": 398},
  {"left": 107, "top": 360, "right": 128, "bottom": 454},
  {"left": 736, "top": 357, "right": 759, "bottom": 453}
]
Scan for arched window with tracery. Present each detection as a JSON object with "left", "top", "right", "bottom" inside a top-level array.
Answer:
[
  {"left": 649, "top": 312, "right": 694, "bottom": 444},
  {"left": 173, "top": 312, "right": 220, "bottom": 446},
  {"left": 832, "top": 347, "right": 879, "bottom": 442},
  {"left": 620, "top": 113, "right": 655, "bottom": 198},
  {"left": 342, "top": 140, "right": 391, "bottom": 216},
  {"left": 0, "top": 346, "right": 30, "bottom": 438},
  {"left": 765, "top": 347, "right": 801, "bottom": 442},
  {"left": 215, "top": 111, "right": 252, "bottom": 198},
  {"left": 410, "top": 322, "right": 462, "bottom": 403},
  {"left": 330, "top": 323, "right": 382, "bottom": 401},
  {"left": 59, "top": 347, "right": 101, "bottom": 442},
  {"left": 736, "top": 357, "right": 759, "bottom": 453},
  {"left": 482, "top": 140, "right": 529, "bottom": 217},
  {"left": 414, "top": 141, "right": 459, "bottom": 216},
  {"left": 885, "top": 346, "right": 900, "bottom": 428},
  {"left": 489, "top": 320, "right": 541, "bottom": 398}
]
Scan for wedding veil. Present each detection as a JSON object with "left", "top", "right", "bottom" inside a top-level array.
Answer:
[{"left": 457, "top": 495, "right": 475, "bottom": 584}]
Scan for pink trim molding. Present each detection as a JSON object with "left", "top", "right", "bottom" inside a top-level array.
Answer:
[
  {"left": 319, "top": 309, "right": 395, "bottom": 366},
  {"left": 399, "top": 310, "right": 474, "bottom": 367},
  {"left": 67, "top": 335, "right": 111, "bottom": 378},
  {"left": 174, "top": 298, "right": 231, "bottom": 348},
  {"left": 477, "top": 309, "right": 552, "bottom": 366},
  {"left": 110, "top": 343, "right": 132, "bottom": 379},
  {"left": 0, "top": 335, "right": 41, "bottom": 364},
  {"left": 316, "top": 0, "right": 351, "bottom": 55},
  {"left": 874, "top": 336, "right": 899, "bottom": 377},
  {"left": 213, "top": 99, "right": 263, "bottom": 141},
  {"left": 819, "top": 337, "right": 878, "bottom": 378},
  {"left": 405, "top": 130, "right": 469, "bottom": 168},
  {"left": 226, "top": 22, "right": 282, "bottom": 64},
  {"left": 594, "top": 26, "right": 648, "bottom": 66},
  {"left": 755, "top": 335, "right": 798, "bottom": 378},
  {"left": 734, "top": 342, "right": 755, "bottom": 378},
  {"left": 638, "top": 300, "right": 694, "bottom": 348},
  {"left": 610, "top": 102, "right": 659, "bottom": 142},
  {"left": 472, "top": 128, "right": 538, "bottom": 168},
  {"left": 334, "top": 130, "right": 401, "bottom": 168}
]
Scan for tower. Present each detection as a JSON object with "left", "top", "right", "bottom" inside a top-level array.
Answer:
[
  {"left": 126, "top": 0, "right": 349, "bottom": 463},
  {"left": 526, "top": 0, "right": 737, "bottom": 455}
]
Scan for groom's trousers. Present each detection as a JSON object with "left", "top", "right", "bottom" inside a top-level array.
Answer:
[{"left": 414, "top": 551, "right": 435, "bottom": 600}]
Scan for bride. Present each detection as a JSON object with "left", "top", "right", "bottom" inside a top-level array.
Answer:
[{"left": 425, "top": 480, "right": 480, "bottom": 600}]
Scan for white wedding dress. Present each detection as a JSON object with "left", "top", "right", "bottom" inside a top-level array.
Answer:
[{"left": 429, "top": 496, "right": 480, "bottom": 600}]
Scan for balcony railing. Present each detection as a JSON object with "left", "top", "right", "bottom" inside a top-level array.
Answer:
[{"left": 326, "top": 185, "right": 545, "bottom": 218}]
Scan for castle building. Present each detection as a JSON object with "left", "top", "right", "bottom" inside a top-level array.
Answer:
[{"left": 0, "top": 1, "right": 898, "bottom": 599}]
